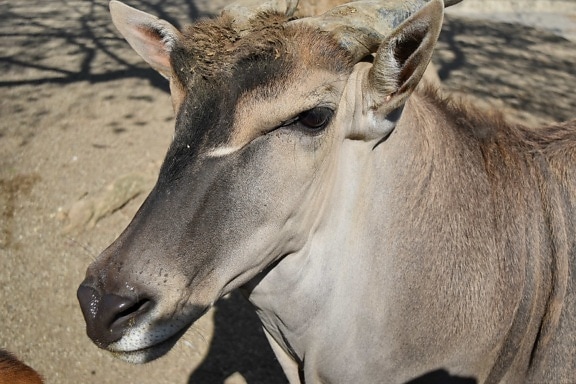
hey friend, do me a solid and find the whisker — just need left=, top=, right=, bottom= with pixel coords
left=174, top=324, right=211, bottom=359
left=186, top=324, right=210, bottom=346
left=63, top=234, right=98, bottom=261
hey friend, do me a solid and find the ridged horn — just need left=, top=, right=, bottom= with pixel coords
left=295, top=0, right=462, bottom=60
left=222, top=0, right=300, bottom=34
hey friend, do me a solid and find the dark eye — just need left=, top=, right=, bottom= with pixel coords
left=296, top=106, right=333, bottom=131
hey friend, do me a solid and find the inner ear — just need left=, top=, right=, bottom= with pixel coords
left=366, top=0, right=444, bottom=110
left=394, top=25, right=429, bottom=87
left=110, top=0, right=180, bottom=79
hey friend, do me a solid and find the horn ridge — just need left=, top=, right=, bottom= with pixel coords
left=222, top=0, right=299, bottom=34
left=295, top=0, right=458, bottom=60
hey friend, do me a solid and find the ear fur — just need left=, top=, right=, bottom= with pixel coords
left=109, top=0, right=181, bottom=79
left=367, top=0, right=444, bottom=114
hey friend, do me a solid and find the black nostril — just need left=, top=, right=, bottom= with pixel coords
left=77, top=284, right=152, bottom=348
left=114, top=297, right=149, bottom=320
left=110, top=296, right=151, bottom=330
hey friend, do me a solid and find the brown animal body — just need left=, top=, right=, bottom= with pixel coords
left=77, top=0, right=576, bottom=382
left=394, top=88, right=576, bottom=382
left=0, top=350, right=43, bottom=384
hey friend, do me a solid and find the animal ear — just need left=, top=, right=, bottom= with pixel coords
left=366, top=0, right=444, bottom=115
left=109, top=0, right=180, bottom=79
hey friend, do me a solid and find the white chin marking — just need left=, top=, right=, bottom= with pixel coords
left=109, top=329, right=182, bottom=364
left=107, top=319, right=188, bottom=363
left=111, top=349, right=153, bottom=364
left=111, top=344, right=170, bottom=364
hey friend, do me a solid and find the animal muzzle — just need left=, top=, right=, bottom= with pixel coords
left=77, top=282, right=154, bottom=349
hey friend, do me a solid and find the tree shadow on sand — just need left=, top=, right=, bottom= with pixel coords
left=3, top=1, right=574, bottom=125
left=434, top=15, right=575, bottom=125
left=3, top=1, right=574, bottom=123
left=0, top=0, right=205, bottom=89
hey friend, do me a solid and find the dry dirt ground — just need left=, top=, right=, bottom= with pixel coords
left=0, top=1, right=575, bottom=383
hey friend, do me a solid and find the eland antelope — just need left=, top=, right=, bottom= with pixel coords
left=77, top=0, right=576, bottom=382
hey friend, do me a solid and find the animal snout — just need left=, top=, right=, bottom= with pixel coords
left=77, top=283, right=153, bottom=348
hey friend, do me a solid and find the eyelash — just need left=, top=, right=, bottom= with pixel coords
left=281, top=106, right=333, bottom=133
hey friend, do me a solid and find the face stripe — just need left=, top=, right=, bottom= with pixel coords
left=161, top=17, right=353, bottom=178
left=203, top=145, right=244, bottom=158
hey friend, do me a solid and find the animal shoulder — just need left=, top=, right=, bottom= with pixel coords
left=419, top=85, right=576, bottom=157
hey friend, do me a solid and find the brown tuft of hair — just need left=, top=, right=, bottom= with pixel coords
left=0, top=349, right=43, bottom=384
left=169, top=12, right=353, bottom=87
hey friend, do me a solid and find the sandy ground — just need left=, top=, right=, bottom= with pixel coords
left=0, top=1, right=574, bottom=383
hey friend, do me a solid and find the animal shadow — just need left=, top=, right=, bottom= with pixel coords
left=188, top=291, right=287, bottom=384
left=406, top=369, right=477, bottom=384
left=186, top=293, right=479, bottom=384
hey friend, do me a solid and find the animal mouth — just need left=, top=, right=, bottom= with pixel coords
left=110, top=324, right=191, bottom=364
left=108, top=304, right=211, bottom=364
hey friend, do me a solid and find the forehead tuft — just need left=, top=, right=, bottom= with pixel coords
left=170, top=12, right=353, bottom=86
